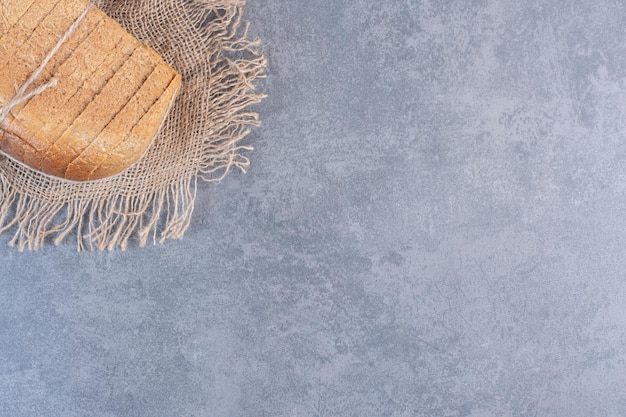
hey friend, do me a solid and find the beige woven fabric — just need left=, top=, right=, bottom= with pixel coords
left=0, top=0, right=265, bottom=251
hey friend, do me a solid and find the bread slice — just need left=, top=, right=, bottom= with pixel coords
left=40, top=45, right=157, bottom=177
left=65, top=63, right=178, bottom=181
left=0, top=0, right=62, bottom=92
left=2, top=4, right=106, bottom=142
left=0, top=0, right=38, bottom=34
left=23, top=26, right=137, bottom=159
left=8, top=7, right=105, bottom=116
left=0, top=0, right=181, bottom=181
left=90, top=73, right=181, bottom=180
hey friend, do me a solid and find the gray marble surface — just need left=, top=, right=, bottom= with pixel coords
left=3, top=0, right=626, bottom=415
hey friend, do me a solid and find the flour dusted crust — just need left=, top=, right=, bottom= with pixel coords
left=0, top=0, right=181, bottom=181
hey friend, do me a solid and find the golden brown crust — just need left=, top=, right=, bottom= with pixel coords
left=0, top=0, right=180, bottom=181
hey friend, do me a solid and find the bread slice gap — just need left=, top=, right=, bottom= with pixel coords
left=34, top=33, right=138, bottom=157
left=9, top=9, right=123, bottom=151
left=89, top=72, right=181, bottom=180
left=9, top=9, right=105, bottom=117
left=1, top=0, right=38, bottom=35
left=0, top=0, right=65, bottom=101
left=9, top=0, right=91, bottom=79
left=5, top=25, right=135, bottom=172
left=65, top=63, right=175, bottom=180
left=0, top=0, right=88, bottom=121
left=40, top=45, right=157, bottom=177
left=2, top=10, right=125, bottom=170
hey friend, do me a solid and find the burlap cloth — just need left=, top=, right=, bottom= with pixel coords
left=0, top=0, right=265, bottom=251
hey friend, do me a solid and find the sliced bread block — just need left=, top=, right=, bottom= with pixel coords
left=0, top=0, right=181, bottom=181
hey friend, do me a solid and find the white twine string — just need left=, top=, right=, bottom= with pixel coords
left=0, top=4, right=93, bottom=124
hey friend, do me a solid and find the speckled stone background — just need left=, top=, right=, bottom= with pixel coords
left=3, top=0, right=626, bottom=415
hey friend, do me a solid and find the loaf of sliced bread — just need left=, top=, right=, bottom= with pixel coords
left=0, top=0, right=181, bottom=181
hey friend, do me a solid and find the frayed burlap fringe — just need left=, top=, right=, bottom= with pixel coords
left=0, top=0, right=265, bottom=251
